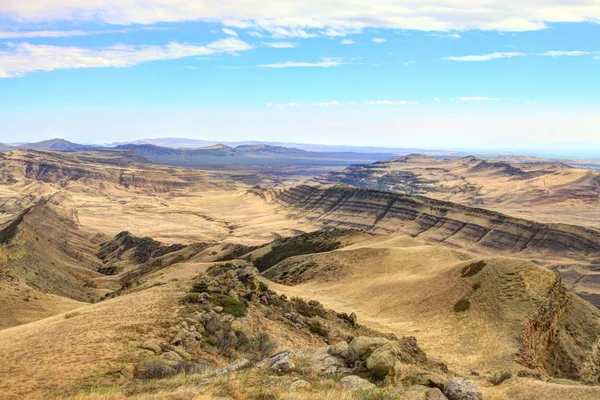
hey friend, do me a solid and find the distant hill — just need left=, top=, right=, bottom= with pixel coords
left=16, top=139, right=97, bottom=152
left=0, top=143, right=15, bottom=152
left=114, top=143, right=396, bottom=166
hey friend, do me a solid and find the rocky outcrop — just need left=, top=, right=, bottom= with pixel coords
left=275, top=185, right=600, bottom=259
left=444, top=378, right=482, bottom=400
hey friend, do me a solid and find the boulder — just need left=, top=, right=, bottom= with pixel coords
left=197, top=358, right=251, bottom=386
left=262, top=351, right=295, bottom=374
left=365, top=343, right=402, bottom=377
left=348, top=336, right=391, bottom=362
left=214, top=306, right=224, bottom=313
left=290, top=379, right=311, bottom=391
left=444, top=378, right=482, bottom=400
left=328, top=341, right=349, bottom=359
left=141, top=339, right=162, bottom=354
left=340, top=375, right=375, bottom=391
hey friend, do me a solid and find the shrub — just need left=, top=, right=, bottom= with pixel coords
left=453, top=298, right=471, bottom=312
left=309, top=320, right=329, bottom=338
left=461, top=261, right=486, bottom=277
left=292, top=297, right=326, bottom=318
left=190, top=281, right=209, bottom=293
left=64, top=311, right=80, bottom=319
left=472, top=282, right=481, bottom=291
left=488, top=371, right=512, bottom=386
left=211, top=294, right=247, bottom=317
left=249, top=332, right=277, bottom=361
left=182, top=293, right=203, bottom=304
left=258, top=281, right=269, bottom=292
left=135, top=362, right=178, bottom=380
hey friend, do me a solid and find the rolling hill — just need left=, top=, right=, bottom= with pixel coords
left=314, top=154, right=600, bottom=227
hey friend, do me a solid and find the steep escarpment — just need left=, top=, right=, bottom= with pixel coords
left=275, top=185, right=600, bottom=259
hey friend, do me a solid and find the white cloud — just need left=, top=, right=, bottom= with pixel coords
left=372, top=38, right=387, bottom=43
left=0, top=38, right=253, bottom=78
left=457, top=97, right=500, bottom=101
left=363, top=100, right=419, bottom=105
left=525, top=100, right=538, bottom=105
left=341, top=39, right=355, bottom=45
left=426, top=32, right=461, bottom=39
left=263, top=42, right=297, bottom=48
left=267, top=102, right=302, bottom=109
left=442, top=52, right=524, bottom=61
left=267, top=27, right=319, bottom=39
left=5, top=1, right=600, bottom=32
left=258, top=57, right=343, bottom=68
left=247, top=31, right=265, bottom=38
left=0, top=29, right=128, bottom=38
left=538, top=50, right=590, bottom=57
left=433, top=97, right=440, bottom=102
left=222, top=28, right=238, bottom=36
left=316, top=100, right=340, bottom=107
left=323, top=28, right=362, bottom=37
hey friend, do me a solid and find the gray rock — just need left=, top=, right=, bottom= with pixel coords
left=365, top=343, right=402, bottom=377
left=340, top=375, right=375, bottom=391
left=348, top=336, right=391, bottom=362
left=269, top=351, right=295, bottom=374
left=328, top=341, right=349, bottom=359
left=197, top=358, right=251, bottom=386
left=444, top=378, right=483, bottom=400
left=161, top=351, right=183, bottom=363
left=290, top=379, right=311, bottom=391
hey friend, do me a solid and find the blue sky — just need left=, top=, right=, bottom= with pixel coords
left=0, top=1, right=599, bottom=156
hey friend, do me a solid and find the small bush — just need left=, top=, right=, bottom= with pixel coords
left=258, top=281, right=269, bottom=292
left=309, top=320, right=329, bottom=338
left=488, top=371, right=512, bottom=386
left=249, top=332, right=277, bottom=361
left=190, top=281, right=209, bottom=293
left=211, top=294, right=247, bottom=317
left=292, top=297, right=326, bottom=318
left=472, top=282, right=481, bottom=291
left=453, top=298, right=471, bottom=312
left=182, top=293, right=203, bottom=304
left=135, top=362, right=177, bottom=380
left=64, top=311, right=80, bottom=319
left=461, top=261, right=486, bottom=277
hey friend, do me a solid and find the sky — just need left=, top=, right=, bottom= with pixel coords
left=0, top=1, right=599, bottom=157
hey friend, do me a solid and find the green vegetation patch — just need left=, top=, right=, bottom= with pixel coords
left=210, top=294, right=247, bottom=317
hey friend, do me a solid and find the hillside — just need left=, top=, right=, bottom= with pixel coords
left=271, top=185, right=600, bottom=308
left=315, top=155, right=600, bottom=227
left=16, top=139, right=98, bottom=152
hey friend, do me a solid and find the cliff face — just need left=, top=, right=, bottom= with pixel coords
left=275, top=185, right=600, bottom=259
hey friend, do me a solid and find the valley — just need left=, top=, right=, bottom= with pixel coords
left=0, top=148, right=599, bottom=399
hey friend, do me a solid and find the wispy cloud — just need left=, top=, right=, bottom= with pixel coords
left=433, top=97, right=440, bottom=102
left=341, top=39, right=355, bottom=45
left=363, top=100, right=418, bottom=105
left=372, top=38, right=387, bottom=43
left=426, top=32, right=461, bottom=39
left=222, top=28, right=238, bottom=36
left=268, top=27, right=319, bottom=39
left=258, top=57, right=343, bottom=68
left=0, top=29, right=128, bottom=39
left=525, top=100, right=538, bottom=105
left=6, top=1, right=598, bottom=32
left=538, top=50, right=590, bottom=57
left=0, top=38, right=253, bottom=78
left=457, top=97, right=500, bottom=101
left=266, top=102, right=302, bottom=109
left=316, top=100, right=341, bottom=107
left=442, top=52, right=524, bottom=61
left=263, top=42, right=297, bottom=48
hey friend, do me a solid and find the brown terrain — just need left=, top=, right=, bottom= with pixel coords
left=1, top=149, right=600, bottom=399
left=314, top=154, right=600, bottom=228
